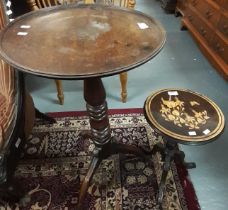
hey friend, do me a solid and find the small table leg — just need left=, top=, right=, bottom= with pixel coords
left=154, top=141, right=196, bottom=206
left=157, top=150, right=173, bottom=204
left=77, top=78, right=151, bottom=209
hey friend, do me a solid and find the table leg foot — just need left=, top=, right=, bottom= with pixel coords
left=176, top=150, right=196, bottom=169
left=77, top=155, right=101, bottom=210
left=35, top=108, right=56, bottom=124
left=183, top=161, right=196, bottom=169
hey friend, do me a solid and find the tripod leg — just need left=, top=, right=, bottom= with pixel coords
left=157, top=169, right=168, bottom=205
left=35, top=109, right=56, bottom=123
left=157, top=150, right=174, bottom=206
left=111, top=142, right=151, bottom=162
left=176, top=150, right=196, bottom=169
left=151, top=143, right=166, bottom=161
left=77, top=155, right=101, bottom=210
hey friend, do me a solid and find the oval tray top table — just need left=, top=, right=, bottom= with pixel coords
left=144, top=88, right=225, bottom=204
left=144, top=88, right=225, bottom=145
left=0, top=4, right=166, bottom=209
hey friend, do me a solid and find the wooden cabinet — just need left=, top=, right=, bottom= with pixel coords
left=181, top=0, right=228, bottom=80
left=176, top=0, right=188, bottom=16
left=160, top=0, right=177, bottom=13
left=218, top=14, right=228, bottom=38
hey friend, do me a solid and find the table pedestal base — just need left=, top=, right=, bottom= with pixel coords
left=153, top=141, right=196, bottom=206
left=77, top=77, right=152, bottom=209
left=77, top=137, right=151, bottom=209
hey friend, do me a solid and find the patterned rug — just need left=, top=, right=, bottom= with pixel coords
left=1, top=109, right=200, bottom=210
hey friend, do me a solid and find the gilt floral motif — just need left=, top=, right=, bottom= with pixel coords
left=160, top=97, right=210, bottom=129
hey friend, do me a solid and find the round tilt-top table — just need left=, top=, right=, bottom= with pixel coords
left=0, top=4, right=166, bottom=208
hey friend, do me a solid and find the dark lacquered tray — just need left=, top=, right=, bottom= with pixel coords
left=0, top=4, right=166, bottom=79
left=145, top=89, right=225, bottom=144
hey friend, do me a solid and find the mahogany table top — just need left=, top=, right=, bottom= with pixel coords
left=0, top=4, right=166, bottom=79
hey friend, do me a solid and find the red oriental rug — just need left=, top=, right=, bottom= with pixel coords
left=1, top=109, right=200, bottom=210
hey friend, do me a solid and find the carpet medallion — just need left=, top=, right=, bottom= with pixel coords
left=1, top=109, right=200, bottom=210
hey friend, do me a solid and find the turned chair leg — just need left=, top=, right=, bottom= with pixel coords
left=55, top=80, right=64, bottom=105
left=119, top=72, right=127, bottom=103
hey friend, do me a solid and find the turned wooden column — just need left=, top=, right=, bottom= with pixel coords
left=84, top=78, right=111, bottom=147
left=77, top=78, right=112, bottom=209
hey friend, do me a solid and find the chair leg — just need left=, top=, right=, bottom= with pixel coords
left=54, top=80, right=64, bottom=105
left=119, top=72, right=127, bottom=103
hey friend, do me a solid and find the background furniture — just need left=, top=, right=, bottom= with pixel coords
left=0, top=0, right=35, bottom=201
left=175, top=0, right=187, bottom=16
left=26, top=0, right=136, bottom=103
left=3, top=0, right=64, bottom=105
left=144, top=88, right=225, bottom=205
left=160, top=0, right=177, bottom=13
left=180, top=0, right=228, bottom=80
left=0, top=1, right=55, bottom=202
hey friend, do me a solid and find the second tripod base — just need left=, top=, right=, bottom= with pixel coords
left=152, top=141, right=196, bottom=205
